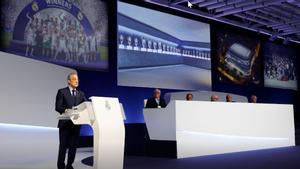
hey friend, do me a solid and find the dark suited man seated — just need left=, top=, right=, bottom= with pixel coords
left=145, top=88, right=167, bottom=108
left=55, top=72, right=87, bottom=169
left=211, top=94, right=219, bottom=102
left=186, top=93, right=193, bottom=101
left=226, top=94, right=233, bottom=102
left=249, top=95, right=258, bottom=103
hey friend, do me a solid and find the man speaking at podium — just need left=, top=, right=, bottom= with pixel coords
left=55, top=72, right=87, bottom=169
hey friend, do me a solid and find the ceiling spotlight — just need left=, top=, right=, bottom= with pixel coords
left=283, top=37, right=290, bottom=45
left=269, top=34, right=278, bottom=41
left=286, top=0, right=295, bottom=3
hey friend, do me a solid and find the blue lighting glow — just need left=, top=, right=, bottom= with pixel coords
left=178, top=130, right=289, bottom=141
left=0, top=123, right=58, bottom=131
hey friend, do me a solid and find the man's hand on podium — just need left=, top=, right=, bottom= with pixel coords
left=58, top=109, right=73, bottom=120
left=64, top=108, right=80, bottom=120
left=64, top=109, right=73, bottom=115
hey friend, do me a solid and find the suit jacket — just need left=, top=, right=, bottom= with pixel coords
left=55, top=87, right=87, bottom=128
left=145, top=97, right=167, bottom=108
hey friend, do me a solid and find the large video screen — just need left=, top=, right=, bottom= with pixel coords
left=216, top=30, right=262, bottom=85
left=0, top=0, right=108, bottom=70
left=117, top=2, right=211, bottom=90
left=264, top=42, right=298, bottom=90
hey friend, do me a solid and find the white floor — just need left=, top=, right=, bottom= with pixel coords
left=0, top=148, right=93, bottom=169
left=0, top=124, right=94, bottom=169
left=118, top=64, right=211, bottom=90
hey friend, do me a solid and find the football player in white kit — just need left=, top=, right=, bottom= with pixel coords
left=25, top=23, right=36, bottom=57
left=73, top=21, right=81, bottom=62
left=77, top=30, right=86, bottom=63
left=25, top=13, right=36, bottom=57
left=72, top=26, right=79, bottom=62
left=73, top=34, right=79, bottom=62
left=84, top=34, right=90, bottom=63
left=59, top=13, right=67, bottom=32
left=51, top=28, right=58, bottom=59
left=54, top=30, right=70, bottom=61
left=89, top=34, right=97, bottom=62
left=67, top=26, right=75, bottom=62
left=42, top=26, right=51, bottom=57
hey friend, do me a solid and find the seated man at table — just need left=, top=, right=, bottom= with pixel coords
left=211, top=94, right=219, bottom=102
left=249, top=95, right=258, bottom=103
left=226, top=94, right=233, bottom=102
left=145, top=88, right=167, bottom=108
left=186, top=93, right=193, bottom=101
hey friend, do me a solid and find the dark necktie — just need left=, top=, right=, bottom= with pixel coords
left=72, top=89, right=76, bottom=106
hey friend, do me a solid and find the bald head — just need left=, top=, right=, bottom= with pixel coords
left=153, top=88, right=161, bottom=99
left=250, top=95, right=257, bottom=103
left=226, top=94, right=233, bottom=102
left=211, top=95, right=219, bottom=102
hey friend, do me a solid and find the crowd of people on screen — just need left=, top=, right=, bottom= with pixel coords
left=25, top=11, right=98, bottom=63
left=265, top=55, right=297, bottom=81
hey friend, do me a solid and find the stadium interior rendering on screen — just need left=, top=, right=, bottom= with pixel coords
left=117, top=2, right=211, bottom=90
left=0, top=0, right=109, bottom=70
left=216, top=29, right=262, bottom=85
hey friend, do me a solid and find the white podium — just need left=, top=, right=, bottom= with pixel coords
left=144, top=100, right=295, bottom=158
left=59, top=97, right=125, bottom=169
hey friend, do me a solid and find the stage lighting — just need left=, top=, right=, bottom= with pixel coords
left=269, top=34, right=278, bottom=41
left=283, top=37, right=290, bottom=45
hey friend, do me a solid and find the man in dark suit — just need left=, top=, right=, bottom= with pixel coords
left=226, top=94, right=233, bottom=102
left=249, top=95, right=257, bottom=103
left=55, top=72, right=87, bottom=169
left=145, top=88, right=167, bottom=108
